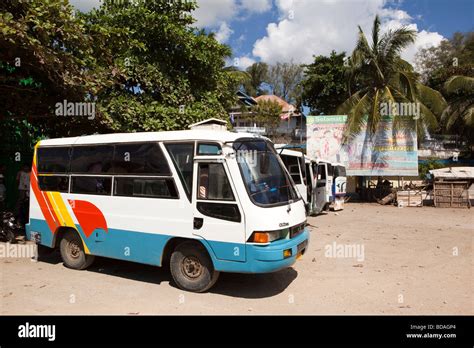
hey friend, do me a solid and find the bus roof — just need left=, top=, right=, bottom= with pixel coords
left=37, top=130, right=268, bottom=147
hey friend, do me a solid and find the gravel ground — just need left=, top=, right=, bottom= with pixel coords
left=0, top=203, right=472, bottom=315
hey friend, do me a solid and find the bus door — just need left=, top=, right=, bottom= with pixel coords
left=305, top=161, right=314, bottom=213
left=314, top=163, right=327, bottom=213
left=192, top=159, right=246, bottom=262
left=281, top=154, right=306, bottom=203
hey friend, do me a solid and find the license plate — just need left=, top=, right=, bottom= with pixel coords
left=297, top=240, right=308, bottom=254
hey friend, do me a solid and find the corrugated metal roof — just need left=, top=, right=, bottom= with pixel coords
left=429, top=167, right=474, bottom=179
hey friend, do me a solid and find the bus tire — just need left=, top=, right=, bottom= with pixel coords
left=59, top=230, right=95, bottom=270
left=170, top=241, right=219, bottom=293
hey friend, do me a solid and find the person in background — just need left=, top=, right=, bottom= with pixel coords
left=15, top=164, right=30, bottom=218
left=0, top=174, right=6, bottom=212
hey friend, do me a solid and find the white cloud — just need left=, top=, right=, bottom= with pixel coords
left=240, top=0, right=272, bottom=14
left=69, top=0, right=102, bottom=12
left=238, top=56, right=256, bottom=69
left=193, top=0, right=238, bottom=27
left=226, top=55, right=256, bottom=70
left=214, top=22, right=234, bottom=43
left=252, top=0, right=444, bottom=65
left=401, top=27, right=444, bottom=65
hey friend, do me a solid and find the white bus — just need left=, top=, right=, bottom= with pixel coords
left=275, top=146, right=320, bottom=216
left=26, top=130, right=309, bottom=292
left=331, top=163, right=347, bottom=211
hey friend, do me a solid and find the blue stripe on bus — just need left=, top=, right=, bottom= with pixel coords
left=26, top=218, right=310, bottom=274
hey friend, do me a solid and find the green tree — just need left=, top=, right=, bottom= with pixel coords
left=244, top=62, right=269, bottom=96
left=416, top=31, right=474, bottom=88
left=267, top=61, right=304, bottom=105
left=1, top=0, right=239, bottom=136
left=415, top=31, right=474, bottom=145
left=302, top=51, right=348, bottom=115
left=251, top=99, right=282, bottom=137
left=441, top=75, right=474, bottom=144
left=83, top=0, right=236, bottom=133
left=338, top=15, right=447, bottom=140
left=0, top=0, right=109, bottom=120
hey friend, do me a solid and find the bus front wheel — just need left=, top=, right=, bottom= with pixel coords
left=170, top=241, right=219, bottom=293
left=60, top=230, right=95, bottom=270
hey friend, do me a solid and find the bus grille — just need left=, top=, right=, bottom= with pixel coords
left=290, top=222, right=305, bottom=239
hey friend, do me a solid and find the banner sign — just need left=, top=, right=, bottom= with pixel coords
left=306, top=115, right=418, bottom=176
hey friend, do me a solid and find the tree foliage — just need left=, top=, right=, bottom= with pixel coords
left=0, top=0, right=239, bottom=136
left=251, top=99, right=282, bottom=136
left=266, top=61, right=304, bottom=106
left=243, top=62, right=269, bottom=96
left=301, top=51, right=348, bottom=115
left=415, top=31, right=474, bottom=145
left=337, top=15, right=447, bottom=141
left=0, top=0, right=108, bottom=119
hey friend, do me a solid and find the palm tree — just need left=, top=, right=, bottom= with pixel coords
left=338, top=15, right=447, bottom=141
left=442, top=75, right=474, bottom=129
left=222, top=66, right=251, bottom=85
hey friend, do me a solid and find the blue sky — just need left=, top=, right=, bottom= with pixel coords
left=72, top=0, right=473, bottom=68
left=222, top=0, right=473, bottom=63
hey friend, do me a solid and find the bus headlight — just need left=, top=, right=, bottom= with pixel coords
left=248, top=229, right=287, bottom=244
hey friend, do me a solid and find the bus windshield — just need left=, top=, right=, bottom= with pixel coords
left=233, top=140, right=299, bottom=206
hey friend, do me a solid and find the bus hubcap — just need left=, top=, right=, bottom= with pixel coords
left=68, top=241, right=81, bottom=259
left=182, top=256, right=203, bottom=279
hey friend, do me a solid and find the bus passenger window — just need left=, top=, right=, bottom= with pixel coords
left=114, top=177, right=178, bottom=199
left=281, top=155, right=302, bottom=184
left=37, top=147, right=70, bottom=173
left=198, top=163, right=234, bottom=201
left=71, top=176, right=112, bottom=195
left=38, top=175, right=69, bottom=192
left=113, top=143, right=170, bottom=175
left=70, top=146, right=114, bottom=174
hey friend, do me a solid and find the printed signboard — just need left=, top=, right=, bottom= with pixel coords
left=306, top=115, right=418, bottom=176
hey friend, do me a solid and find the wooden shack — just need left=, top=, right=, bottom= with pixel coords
left=429, top=167, right=474, bottom=208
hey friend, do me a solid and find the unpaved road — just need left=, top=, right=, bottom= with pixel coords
left=1, top=203, right=472, bottom=314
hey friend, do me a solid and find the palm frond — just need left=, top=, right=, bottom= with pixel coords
left=417, top=84, right=447, bottom=116
left=444, top=75, right=474, bottom=94
left=371, top=15, right=381, bottom=53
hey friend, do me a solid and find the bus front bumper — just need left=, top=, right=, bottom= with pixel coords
left=212, top=228, right=310, bottom=274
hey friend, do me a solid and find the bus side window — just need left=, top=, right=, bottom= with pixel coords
left=165, top=143, right=195, bottom=200
left=198, top=163, right=234, bottom=201
left=113, top=143, right=171, bottom=175
left=196, top=163, right=240, bottom=223
left=38, top=175, right=69, bottom=192
left=281, top=155, right=301, bottom=184
left=70, top=145, right=114, bottom=174
left=37, top=147, right=70, bottom=173
left=317, top=164, right=326, bottom=187
left=71, top=176, right=112, bottom=195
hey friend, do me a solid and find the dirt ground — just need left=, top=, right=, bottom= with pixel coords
left=0, top=203, right=472, bottom=315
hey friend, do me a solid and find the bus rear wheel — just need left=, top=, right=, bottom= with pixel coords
left=170, top=241, right=219, bottom=293
left=60, top=230, right=95, bottom=270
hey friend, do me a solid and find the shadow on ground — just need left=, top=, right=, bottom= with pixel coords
left=37, top=249, right=297, bottom=299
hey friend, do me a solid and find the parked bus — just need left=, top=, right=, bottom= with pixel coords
left=26, top=130, right=309, bottom=292
left=331, top=163, right=347, bottom=211
left=314, top=160, right=333, bottom=214
left=275, top=146, right=320, bottom=216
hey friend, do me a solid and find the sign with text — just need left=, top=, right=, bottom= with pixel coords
left=306, top=115, right=418, bottom=176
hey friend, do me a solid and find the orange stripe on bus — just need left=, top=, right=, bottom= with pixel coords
left=31, top=164, right=58, bottom=233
